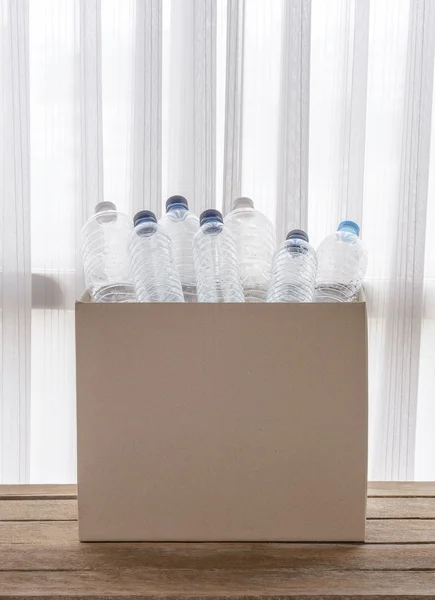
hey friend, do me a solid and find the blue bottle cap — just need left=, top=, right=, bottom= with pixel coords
left=286, top=229, right=309, bottom=243
left=166, top=195, right=188, bottom=211
left=134, top=210, right=157, bottom=227
left=338, top=220, right=360, bottom=236
left=200, top=209, right=223, bottom=226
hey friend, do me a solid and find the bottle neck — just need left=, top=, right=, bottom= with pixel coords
left=167, top=204, right=188, bottom=214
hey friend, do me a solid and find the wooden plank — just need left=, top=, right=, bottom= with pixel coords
left=0, top=521, right=78, bottom=544
left=0, top=484, right=77, bottom=500
left=0, top=499, right=77, bottom=521
left=367, top=497, right=435, bottom=519
left=0, top=496, right=433, bottom=523
left=1, top=542, right=435, bottom=572
left=2, top=518, right=435, bottom=545
left=1, top=482, right=432, bottom=500
left=0, top=497, right=433, bottom=524
left=1, top=568, right=435, bottom=597
left=368, top=482, right=435, bottom=497
left=366, top=519, right=435, bottom=543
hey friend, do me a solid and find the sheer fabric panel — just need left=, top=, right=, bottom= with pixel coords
left=1, top=0, right=435, bottom=482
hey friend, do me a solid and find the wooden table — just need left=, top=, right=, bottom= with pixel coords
left=1, top=483, right=435, bottom=599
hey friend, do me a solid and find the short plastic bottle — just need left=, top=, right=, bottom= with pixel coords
left=315, top=220, right=367, bottom=302
left=129, top=210, right=184, bottom=302
left=267, top=230, right=317, bottom=302
left=224, top=197, right=276, bottom=302
left=193, top=209, right=245, bottom=303
left=159, top=195, right=199, bottom=302
left=80, top=201, right=136, bottom=302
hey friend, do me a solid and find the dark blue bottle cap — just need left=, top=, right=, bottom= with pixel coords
left=166, top=195, right=188, bottom=211
left=338, top=220, right=360, bottom=236
left=286, top=229, right=309, bottom=243
left=200, top=209, right=223, bottom=226
left=134, top=210, right=157, bottom=227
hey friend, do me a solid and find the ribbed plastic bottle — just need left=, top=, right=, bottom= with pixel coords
left=80, top=201, right=136, bottom=302
left=159, top=195, right=199, bottom=302
left=224, top=197, right=276, bottom=302
left=129, top=210, right=184, bottom=302
left=193, top=209, right=245, bottom=303
left=267, top=230, right=317, bottom=302
left=315, top=220, right=367, bottom=302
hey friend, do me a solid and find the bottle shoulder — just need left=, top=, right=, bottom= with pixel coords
left=82, top=211, right=131, bottom=235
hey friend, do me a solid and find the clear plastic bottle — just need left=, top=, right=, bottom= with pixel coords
left=159, top=195, right=199, bottom=302
left=267, top=230, right=317, bottom=302
left=224, top=197, right=276, bottom=302
left=129, top=210, right=184, bottom=302
left=80, top=201, right=136, bottom=302
left=315, top=220, right=367, bottom=302
left=193, top=209, right=244, bottom=303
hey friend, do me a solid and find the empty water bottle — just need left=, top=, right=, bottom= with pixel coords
left=193, top=209, right=244, bottom=303
left=80, top=201, right=136, bottom=302
left=159, top=195, right=199, bottom=302
left=267, top=230, right=316, bottom=302
left=315, top=221, right=367, bottom=302
left=224, top=197, right=276, bottom=302
left=130, top=210, right=184, bottom=302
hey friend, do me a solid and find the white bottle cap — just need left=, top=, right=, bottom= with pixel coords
left=95, top=201, right=116, bottom=213
left=233, top=197, right=254, bottom=210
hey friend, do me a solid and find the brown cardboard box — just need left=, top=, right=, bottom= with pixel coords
left=76, top=301, right=367, bottom=542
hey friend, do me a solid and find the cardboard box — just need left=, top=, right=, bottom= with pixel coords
left=76, top=301, right=368, bottom=542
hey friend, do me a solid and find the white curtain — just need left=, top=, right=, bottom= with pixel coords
left=1, top=0, right=435, bottom=483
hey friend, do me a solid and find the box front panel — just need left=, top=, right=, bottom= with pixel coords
left=76, top=302, right=367, bottom=541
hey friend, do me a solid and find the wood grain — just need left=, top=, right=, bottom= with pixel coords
left=1, top=482, right=432, bottom=500
left=2, top=497, right=433, bottom=523
left=368, top=482, right=435, bottom=497
left=0, top=521, right=78, bottom=544
left=1, top=543, right=435, bottom=572
left=2, top=519, right=435, bottom=545
left=1, top=569, right=435, bottom=597
left=1, top=484, right=435, bottom=598
left=0, top=484, right=76, bottom=500
left=367, top=497, right=435, bottom=519
left=366, top=520, right=435, bottom=543
left=0, top=499, right=77, bottom=521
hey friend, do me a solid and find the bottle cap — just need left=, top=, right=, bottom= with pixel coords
left=338, top=220, right=360, bottom=236
left=233, top=197, right=254, bottom=210
left=95, top=201, right=116, bottom=213
left=166, top=195, right=188, bottom=211
left=134, top=210, right=157, bottom=227
left=286, top=229, right=309, bottom=243
left=200, top=209, right=223, bottom=226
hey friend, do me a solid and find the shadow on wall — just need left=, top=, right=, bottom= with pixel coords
left=32, top=273, right=64, bottom=308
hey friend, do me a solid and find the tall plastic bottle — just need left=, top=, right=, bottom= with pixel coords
left=193, top=209, right=244, bottom=303
left=224, top=197, right=276, bottom=302
left=159, top=195, right=199, bottom=302
left=268, top=230, right=317, bottom=302
left=80, top=201, right=136, bottom=302
left=315, top=220, right=367, bottom=302
left=130, top=210, right=184, bottom=302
